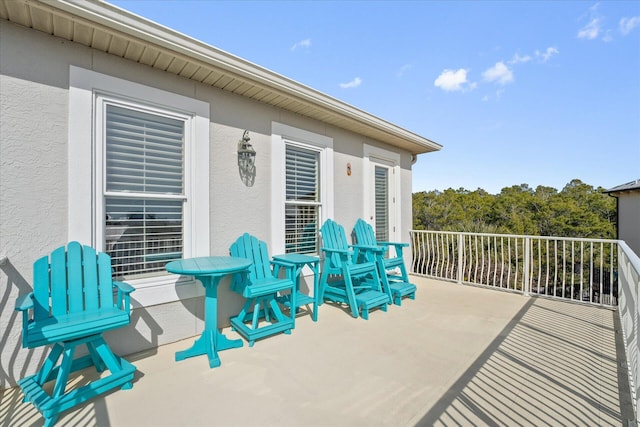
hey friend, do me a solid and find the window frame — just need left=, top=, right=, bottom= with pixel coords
left=69, top=66, right=210, bottom=307
left=100, top=100, right=188, bottom=280
left=271, top=122, right=333, bottom=256
left=284, top=142, right=322, bottom=255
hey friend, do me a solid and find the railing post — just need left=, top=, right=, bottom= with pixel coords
left=457, top=233, right=463, bottom=285
left=523, top=237, right=530, bottom=296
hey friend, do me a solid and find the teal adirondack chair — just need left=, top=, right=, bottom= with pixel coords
left=15, top=242, right=136, bottom=427
left=352, top=218, right=417, bottom=305
left=318, top=219, right=389, bottom=319
left=229, top=234, right=296, bottom=346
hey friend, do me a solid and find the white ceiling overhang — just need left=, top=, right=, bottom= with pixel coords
left=0, top=0, right=442, bottom=155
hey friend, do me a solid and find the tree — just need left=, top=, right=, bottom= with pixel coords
left=413, top=179, right=616, bottom=239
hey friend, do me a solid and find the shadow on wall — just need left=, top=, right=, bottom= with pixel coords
left=0, top=258, right=47, bottom=390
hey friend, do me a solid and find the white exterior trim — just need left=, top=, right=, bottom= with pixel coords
left=68, top=66, right=210, bottom=307
left=363, top=144, right=402, bottom=241
left=271, top=122, right=334, bottom=255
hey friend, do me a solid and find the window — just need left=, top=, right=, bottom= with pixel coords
left=271, top=122, right=333, bottom=256
left=285, top=145, right=320, bottom=254
left=104, top=105, right=185, bottom=279
left=69, top=66, right=209, bottom=306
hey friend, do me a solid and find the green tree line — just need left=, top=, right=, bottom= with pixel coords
left=413, top=179, right=616, bottom=238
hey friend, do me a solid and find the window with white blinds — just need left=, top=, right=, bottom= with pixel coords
left=375, top=166, right=389, bottom=242
left=285, top=145, right=320, bottom=254
left=105, top=105, right=185, bottom=279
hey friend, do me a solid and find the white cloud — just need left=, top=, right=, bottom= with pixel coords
left=482, top=62, right=513, bottom=85
left=602, top=29, right=614, bottom=42
left=396, top=64, right=412, bottom=78
left=339, top=77, right=362, bottom=89
left=290, top=38, right=311, bottom=51
left=434, top=68, right=472, bottom=92
left=536, top=47, right=559, bottom=62
left=508, top=53, right=532, bottom=65
left=578, top=18, right=602, bottom=39
left=620, top=16, right=640, bottom=35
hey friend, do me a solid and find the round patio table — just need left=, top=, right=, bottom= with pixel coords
left=166, top=256, right=252, bottom=368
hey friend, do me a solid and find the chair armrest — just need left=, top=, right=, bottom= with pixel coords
left=114, top=281, right=135, bottom=294
left=322, top=247, right=354, bottom=260
left=271, top=259, right=296, bottom=268
left=15, top=292, right=34, bottom=312
left=113, top=281, right=135, bottom=312
left=378, top=241, right=409, bottom=248
left=15, top=292, right=34, bottom=344
left=377, top=242, right=408, bottom=258
left=322, top=247, right=352, bottom=255
left=322, top=247, right=354, bottom=264
left=271, top=259, right=297, bottom=279
left=351, top=244, right=384, bottom=253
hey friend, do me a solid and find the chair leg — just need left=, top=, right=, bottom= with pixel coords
left=262, top=297, right=272, bottom=323
left=92, top=336, right=133, bottom=389
left=87, top=340, right=106, bottom=372
left=318, top=269, right=330, bottom=305
left=251, top=300, right=261, bottom=329
left=43, top=414, right=59, bottom=427
left=342, top=268, right=360, bottom=319
left=268, top=298, right=291, bottom=335
left=51, top=344, right=76, bottom=399
left=32, top=343, right=64, bottom=392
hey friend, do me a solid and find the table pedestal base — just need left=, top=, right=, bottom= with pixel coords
left=175, top=330, right=243, bottom=368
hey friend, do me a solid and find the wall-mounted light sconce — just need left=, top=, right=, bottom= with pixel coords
left=237, top=130, right=256, bottom=170
left=237, top=130, right=256, bottom=187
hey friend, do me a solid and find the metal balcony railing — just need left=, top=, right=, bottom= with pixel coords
left=410, top=230, right=640, bottom=423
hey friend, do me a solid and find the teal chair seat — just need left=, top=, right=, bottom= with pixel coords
left=19, top=306, right=130, bottom=348
left=15, top=242, right=136, bottom=427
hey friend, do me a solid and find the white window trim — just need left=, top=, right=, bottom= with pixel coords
left=363, top=144, right=401, bottom=241
left=68, top=66, right=210, bottom=307
left=271, top=122, right=333, bottom=256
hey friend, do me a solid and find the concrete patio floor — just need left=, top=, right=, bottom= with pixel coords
left=1, top=277, right=633, bottom=426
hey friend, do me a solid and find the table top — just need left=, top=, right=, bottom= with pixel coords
left=272, top=253, right=319, bottom=264
left=166, top=256, right=252, bottom=276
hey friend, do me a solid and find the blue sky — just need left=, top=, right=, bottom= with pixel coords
left=110, top=0, right=639, bottom=194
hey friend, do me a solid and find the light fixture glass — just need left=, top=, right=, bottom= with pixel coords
left=237, top=130, right=256, bottom=186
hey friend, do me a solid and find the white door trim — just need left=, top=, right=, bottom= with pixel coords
left=363, top=145, right=401, bottom=241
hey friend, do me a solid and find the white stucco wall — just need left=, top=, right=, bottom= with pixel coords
left=0, top=19, right=416, bottom=388
left=618, top=193, right=640, bottom=257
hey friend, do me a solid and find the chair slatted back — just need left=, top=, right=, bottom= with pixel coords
left=32, top=242, right=116, bottom=321
left=320, top=219, right=352, bottom=268
left=230, top=233, right=272, bottom=285
left=353, top=218, right=377, bottom=246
